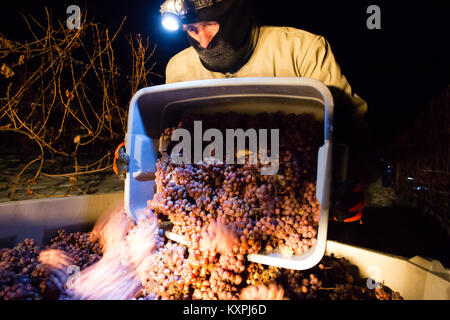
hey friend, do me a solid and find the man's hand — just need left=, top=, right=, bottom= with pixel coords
left=38, top=249, right=76, bottom=299
left=199, top=220, right=240, bottom=255
left=240, top=282, right=287, bottom=300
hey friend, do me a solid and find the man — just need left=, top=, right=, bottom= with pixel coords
left=163, top=0, right=370, bottom=222
left=164, top=0, right=366, bottom=117
left=116, top=0, right=370, bottom=222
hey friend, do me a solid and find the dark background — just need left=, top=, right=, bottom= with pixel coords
left=2, top=0, right=448, bottom=145
left=1, top=1, right=449, bottom=266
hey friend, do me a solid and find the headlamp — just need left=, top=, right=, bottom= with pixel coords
left=161, top=11, right=181, bottom=31
left=160, top=0, right=225, bottom=31
left=160, top=0, right=191, bottom=31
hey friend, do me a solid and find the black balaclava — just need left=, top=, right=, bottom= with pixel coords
left=182, top=0, right=259, bottom=74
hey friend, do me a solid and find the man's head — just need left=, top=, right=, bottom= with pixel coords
left=161, top=0, right=259, bottom=74
left=183, top=20, right=219, bottom=49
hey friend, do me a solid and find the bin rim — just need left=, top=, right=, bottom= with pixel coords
left=125, top=76, right=334, bottom=270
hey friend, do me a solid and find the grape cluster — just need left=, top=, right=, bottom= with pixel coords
left=374, top=286, right=404, bottom=300
left=47, top=230, right=102, bottom=269
left=152, top=112, right=322, bottom=259
left=240, top=282, right=286, bottom=300
left=145, top=112, right=322, bottom=299
left=138, top=241, right=189, bottom=300
left=277, top=255, right=404, bottom=300
left=246, top=263, right=281, bottom=286
left=280, top=269, right=323, bottom=300
left=0, top=239, right=40, bottom=300
left=0, top=231, right=102, bottom=300
left=0, top=232, right=404, bottom=300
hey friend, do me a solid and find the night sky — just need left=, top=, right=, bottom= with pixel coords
left=1, top=0, right=449, bottom=143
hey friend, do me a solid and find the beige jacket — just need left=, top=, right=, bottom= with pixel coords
left=166, top=26, right=367, bottom=116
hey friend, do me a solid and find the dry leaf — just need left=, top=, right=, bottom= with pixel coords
left=0, top=36, right=13, bottom=49
left=66, top=89, right=74, bottom=100
left=17, top=55, right=25, bottom=65
left=1, top=63, right=14, bottom=78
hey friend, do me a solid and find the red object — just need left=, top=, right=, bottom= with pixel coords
left=335, top=208, right=363, bottom=223
left=113, top=142, right=126, bottom=175
left=333, top=183, right=365, bottom=223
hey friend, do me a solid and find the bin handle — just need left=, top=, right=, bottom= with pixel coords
left=113, top=142, right=126, bottom=175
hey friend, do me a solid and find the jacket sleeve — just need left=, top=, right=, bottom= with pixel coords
left=299, top=36, right=368, bottom=117
left=165, top=56, right=177, bottom=84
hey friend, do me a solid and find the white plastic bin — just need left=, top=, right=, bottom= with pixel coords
left=124, top=77, right=334, bottom=270
left=0, top=194, right=448, bottom=299
left=0, top=193, right=123, bottom=247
